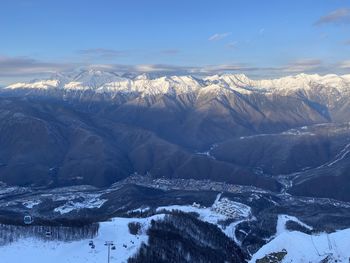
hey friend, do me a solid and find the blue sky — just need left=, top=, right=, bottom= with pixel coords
left=0, top=0, right=350, bottom=84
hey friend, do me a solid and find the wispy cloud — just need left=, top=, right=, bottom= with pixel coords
left=194, top=64, right=259, bottom=74
left=1, top=54, right=350, bottom=86
left=77, top=48, right=127, bottom=59
left=161, top=49, right=180, bottom=55
left=314, top=8, right=350, bottom=26
left=344, top=39, right=350, bottom=45
left=133, top=64, right=188, bottom=73
left=208, top=32, right=231, bottom=41
left=338, top=60, right=350, bottom=69
left=226, top=41, right=238, bottom=49
left=282, top=59, right=323, bottom=73
left=0, top=55, right=73, bottom=77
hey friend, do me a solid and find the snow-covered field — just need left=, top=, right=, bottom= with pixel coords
left=275, top=214, right=313, bottom=236
left=156, top=193, right=253, bottom=242
left=0, top=215, right=163, bottom=263
left=157, top=193, right=251, bottom=224
left=54, top=195, right=107, bottom=214
left=250, top=214, right=350, bottom=263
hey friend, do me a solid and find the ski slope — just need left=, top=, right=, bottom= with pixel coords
left=0, top=215, right=163, bottom=263
left=250, top=215, right=350, bottom=263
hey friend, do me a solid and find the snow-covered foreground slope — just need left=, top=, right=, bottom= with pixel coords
left=0, top=215, right=163, bottom=263
left=2, top=193, right=350, bottom=263
left=0, top=194, right=252, bottom=263
left=250, top=215, right=350, bottom=263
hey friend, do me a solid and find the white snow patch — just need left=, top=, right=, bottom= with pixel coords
left=247, top=214, right=350, bottom=263
left=22, top=200, right=41, bottom=209
left=157, top=193, right=251, bottom=224
left=127, top=207, right=150, bottom=214
left=0, top=215, right=164, bottom=263
left=54, top=196, right=107, bottom=214
left=250, top=228, right=350, bottom=263
left=276, top=214, right=312, bottom=236
left=156, top=193, right=252, bottom=240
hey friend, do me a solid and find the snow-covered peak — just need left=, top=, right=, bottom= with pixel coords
left=134, top=73, right=151, bottom=81
left=130, top=75, right=202, bottom=96
left=254, top=73, right=350, bottom=95
left=68, top=69, right=124, bottom=89
left=4, top=71, right=350, bottom=98
left=6, top=79, right=62, bottom=90
left=204, top=73, right=250, bottom=84
left=204, top=74, right=262, bottom=94
left=204, top=73, right=349, bottom=93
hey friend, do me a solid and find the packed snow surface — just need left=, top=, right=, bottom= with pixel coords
left=276, top=214, right=313, bottom=236
left=157, top=193, right=251, bottom=225
left=250, top=214, right=350, bottom=263
left=22, top=200, right=41, bottom=209
left=0, top=215, right=163, bottom=263
left=54, top=197, right=107, bottom=214
left=156, top=193, right=253, bottom=242
left=250, top=229, right=350, bottom=263
left=0, top=193, right=252, bottom=263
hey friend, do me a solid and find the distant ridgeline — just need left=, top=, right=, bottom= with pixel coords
left=0, top=70, right=350, bottom=201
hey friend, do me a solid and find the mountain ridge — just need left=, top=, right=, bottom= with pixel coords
left=0, top=70, right=350, bottom=201
left=4, top=70, right=350, bottom=96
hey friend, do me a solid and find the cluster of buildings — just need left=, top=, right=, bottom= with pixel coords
left=118, top=174, right=264, bottom=195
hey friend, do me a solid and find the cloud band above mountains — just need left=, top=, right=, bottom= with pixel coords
left=0, top=56, right=75, bottom=77
left=0, top=54, right=349, bottom=85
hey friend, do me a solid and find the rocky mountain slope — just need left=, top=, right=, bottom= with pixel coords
left=1, top=70, right=349, bottom=200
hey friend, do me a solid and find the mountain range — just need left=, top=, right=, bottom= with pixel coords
left=1, top=69, right=350, bottom=201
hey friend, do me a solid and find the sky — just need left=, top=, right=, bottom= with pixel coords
left=0, top=0, right=350, bottom=85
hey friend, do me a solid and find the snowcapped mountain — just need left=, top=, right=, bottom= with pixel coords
left=3, top=71, right=350, bottom=125
left=5, top=70, right=350, bottom=98
left=1, top=69, right=350, bottom=197
left=2, top=70, right=350, bottom=263
left=4, top=69, right=204, bottom=96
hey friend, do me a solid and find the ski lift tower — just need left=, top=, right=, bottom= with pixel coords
left=104, top=241, right=115, bottom=263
